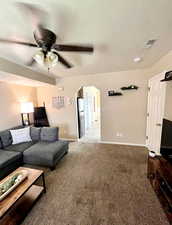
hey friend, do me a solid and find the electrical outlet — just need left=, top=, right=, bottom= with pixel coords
left=116, top=132, right=120, bottom=137
left=116, top=132, right=123, bottom=137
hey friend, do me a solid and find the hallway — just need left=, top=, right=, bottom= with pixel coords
left=80, top=120, right=100, bottom=142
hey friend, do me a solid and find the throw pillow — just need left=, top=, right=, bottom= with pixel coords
left=40, top=127, right=59, bottom=142
left=0, top=130, right=12, bottom=148
left=30, top=127, right=41, bottom=141
left=10, top=127, right=32, bottom=145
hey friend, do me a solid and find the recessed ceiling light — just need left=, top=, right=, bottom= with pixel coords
left=133, top=57, right=142, bottom=63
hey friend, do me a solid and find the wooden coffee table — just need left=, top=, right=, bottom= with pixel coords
left=0, top=167, right=46, bottom=225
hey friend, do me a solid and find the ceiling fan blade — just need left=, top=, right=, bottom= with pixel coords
left=53, top=44, right=94, bottom=53
left=53, top=52, right=73, bottom=68
left=33, top=25, right=45, bottom=45
left=0, top=38, right=37, bottom=47
left=16, top=3, right=48, bottom=38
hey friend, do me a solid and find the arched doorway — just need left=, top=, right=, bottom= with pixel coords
left=77, top=86, right=101, bottom=142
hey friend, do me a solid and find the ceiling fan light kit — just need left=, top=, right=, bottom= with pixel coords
left=33, top=50, right=59, bottom=68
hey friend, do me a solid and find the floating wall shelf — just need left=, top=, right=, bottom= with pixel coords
left=121, top=85, right=138, bottom=90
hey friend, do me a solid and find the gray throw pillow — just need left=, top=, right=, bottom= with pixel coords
left=0, top=130, right=12, bottom=147
left=30, top=127, right=41, bottom=141
left=40, top=127, right=59, bottom=142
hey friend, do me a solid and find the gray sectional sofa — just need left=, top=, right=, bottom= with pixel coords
left=0, top=126, right=69, bottom=180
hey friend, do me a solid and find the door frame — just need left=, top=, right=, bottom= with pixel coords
left=76, top=86, right=101, bottom=141
left=146, top=71, right=167, bottom=154
left=76, top=97, right=83, bottom=139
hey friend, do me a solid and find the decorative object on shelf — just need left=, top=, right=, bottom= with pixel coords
left=149, top=151, right=156, bottom=158
left=108, top=90, right=123, bottom=96
left=161, top=71, right=172, bottom=82
left=21, top=102, right=34, bottom=126
left=121, top=85, right=138, bottom=90
left=0, top=170, right=28, bottom=201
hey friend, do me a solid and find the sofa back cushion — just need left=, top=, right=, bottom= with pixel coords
left=0, top=137, right=3, bottom=149
left=40, top=127, right=59, bottom=142
left=0, top=126, right=24, bottom=148
left=30, top=127, right=41, bottom=141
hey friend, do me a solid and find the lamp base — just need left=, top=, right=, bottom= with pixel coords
left=21, top=113, right=30, bottom=126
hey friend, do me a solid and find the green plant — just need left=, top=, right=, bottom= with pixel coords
left=0, top=173, right=21, bottom=196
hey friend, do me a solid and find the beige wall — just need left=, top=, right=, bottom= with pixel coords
left=149, top=50, right=172, bottom=76
left=37, top=69, right=151, bottom=145
left=149, top=50, right=172, bottom=121
left=0, top=82, right=37, bottom=131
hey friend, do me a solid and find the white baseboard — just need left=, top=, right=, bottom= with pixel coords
left=99, top=141, right=146, bottom=147
left=60, top=138, right=146, bottom=147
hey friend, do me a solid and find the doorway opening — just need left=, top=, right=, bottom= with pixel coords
left=77, top=86, right=101, bottom=142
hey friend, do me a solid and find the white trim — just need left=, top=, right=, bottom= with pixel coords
left=60, top=138, right=77, bottom=141
left=99, top=141, right=146, bottom=147
left=146, top=71, right=167, bottom=154
left=60, top=138, right=146, bottom=147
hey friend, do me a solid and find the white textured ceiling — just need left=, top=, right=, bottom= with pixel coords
left=0, top=0, right=172, bottom=78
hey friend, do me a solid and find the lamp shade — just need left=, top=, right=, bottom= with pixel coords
left=21, top=102, right=34, bottom=113
left=33, top=50, right=44, bottom=66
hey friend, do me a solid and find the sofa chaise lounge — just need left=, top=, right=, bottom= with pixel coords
left=0, top=126, right=68, bottom=180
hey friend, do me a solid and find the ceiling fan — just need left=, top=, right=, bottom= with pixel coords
left=0, top=3, right=94, bottom=70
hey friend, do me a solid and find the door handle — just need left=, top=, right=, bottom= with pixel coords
left=156, top=123, right=162, bottom=127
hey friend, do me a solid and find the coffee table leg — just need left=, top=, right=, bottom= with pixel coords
left=42, top=173, right=46, bottom=193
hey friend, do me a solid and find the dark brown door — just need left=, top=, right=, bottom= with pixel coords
left=77, top=97, right=85, bottom=138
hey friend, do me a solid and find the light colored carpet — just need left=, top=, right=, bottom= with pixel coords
left=22, top=142, right=169, bottom=225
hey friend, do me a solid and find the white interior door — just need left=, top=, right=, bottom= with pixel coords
left=146, top=72, right=166, bottom=155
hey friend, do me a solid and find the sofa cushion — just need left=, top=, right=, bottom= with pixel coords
left=30, top=127, right=41, bottom=141
left=40, top=127, right=59, bottom=142
left=23, top=140, right=68, bottom=167
left=4, top=141, right=36, bottom=153
left=0, top=150, right=22, bottom=169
